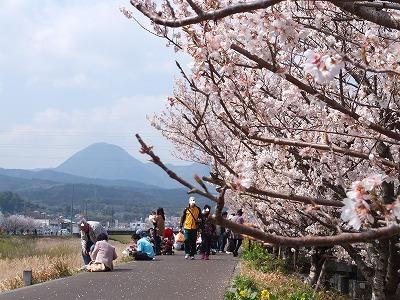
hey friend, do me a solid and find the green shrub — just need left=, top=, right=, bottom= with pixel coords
left=224, top=275, right=260, bottom=300
left=241, top=242, right=284, bottom=273
left=287, top=291, right=316, bottom=300
left=224, top=275, right=317, bottom=300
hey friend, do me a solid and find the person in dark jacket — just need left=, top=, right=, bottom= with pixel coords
left=216, top=211, right=228, bottom=252
left=200, top=205, right=216, bottom=260
left=230, top=209, right=245, bottom=257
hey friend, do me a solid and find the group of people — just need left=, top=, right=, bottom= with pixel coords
left=78, top=197, right=245, bottom=271
left=180, top=196, right=244, bottom=260
left=80, top=220, right=117, bottom=271
left=79, top=219, right=158, bottom=271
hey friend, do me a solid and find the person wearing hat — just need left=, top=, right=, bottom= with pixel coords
left=79, top=219, right=108, bottom=265
left=230, top=209, right=245, bottom=257
left=200, top=205, right=216, bottom=260
left=180, top=196, right=201, bottom=259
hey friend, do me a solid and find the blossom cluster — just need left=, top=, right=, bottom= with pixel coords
left=341, top=174, right=400, bottom=230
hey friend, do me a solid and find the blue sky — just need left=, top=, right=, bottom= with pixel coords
left=0, top=0, right=186, bottom=168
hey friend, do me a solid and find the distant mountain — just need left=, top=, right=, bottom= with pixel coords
left=55, top=143, right=210, bottom=189
left=0, top=143, right=213, bottom=220
left=0, top=168, right=158, bottom=190
left=0, top=173, right=58, bottom=191
left=0, top=191, right=41, bottom=214
left=0, top=174, right=209, bottom=220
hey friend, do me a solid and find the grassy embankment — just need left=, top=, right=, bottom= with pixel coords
left=225, top=241, right=348, bottom=300
left=0, top=234, right=129, bottom=292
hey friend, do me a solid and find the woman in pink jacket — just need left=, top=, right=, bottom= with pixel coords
left=90, top=233, right=118, bottom=271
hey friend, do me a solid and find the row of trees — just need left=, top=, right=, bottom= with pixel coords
left=124, top=0, right=399, bottom=298
left=0, top=211, right=42, bottom=234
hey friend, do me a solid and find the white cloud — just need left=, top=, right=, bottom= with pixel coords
left=0, top=95, right=179, bottom=169
left=0, top=0, right=188, bottom=169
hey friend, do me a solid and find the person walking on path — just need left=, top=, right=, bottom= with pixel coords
left=131, top=232, right=155, bottom=261
left=200, top=205, right=216, bottom=260
left=90, top=233, right=118, bottom=271
left=153, top=207, right=165, bottom=255
left=216, top=211, right=228, bottom=253
left=231, top=209, right=245, bottom=257
left=180, top=196, right=201, bottom=260
left=79, top=219, right=108, bottom=265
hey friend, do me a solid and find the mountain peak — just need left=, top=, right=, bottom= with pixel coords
left=55, top=143, right=145, bottom=180
left=54, top=142, right=209, bottom=188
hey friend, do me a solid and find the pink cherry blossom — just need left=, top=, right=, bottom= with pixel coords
left=303, top=50, right=344, bottom=84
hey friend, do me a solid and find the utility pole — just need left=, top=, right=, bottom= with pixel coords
left=70, top=184, right=74, bottom=234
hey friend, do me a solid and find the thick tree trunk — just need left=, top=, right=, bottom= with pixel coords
left=315, top=258, right=327, bottom=291
left=308, top=248, right=326, bottom=286
left=308, top=249, right=319, bottom=285
left=272, top=246, right=278, bottom=257
left=342, top=244, right=373, bottom=285
left=372, top=240, right=389, bottom=300
left=293, top=248, right=298, bottom=270
left=385, top=237, right=400, bottom=299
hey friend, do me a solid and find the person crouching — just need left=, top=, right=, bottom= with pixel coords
left=130, top=231, right=155, bottom=261
left=89, top=233, right=117, bottom=271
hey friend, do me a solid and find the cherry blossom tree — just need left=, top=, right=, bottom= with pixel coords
left=123, top=0, right=400, bottom=298
left=2, top=215, right=40, bottom=235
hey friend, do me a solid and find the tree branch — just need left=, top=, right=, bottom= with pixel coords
left=333, top=0, right=400, bottom=30
left=202, top=176, right=344, bottom=207
left=136, top=134, right=218, bottom=202
left=230, top=43, right=400, bottom=142
left=249, top=134, right=398, bottom=169
left=211, top=216, right=400, bottom=247
left=130, top=0, right=282, bottom=27
left=136, top=133, right=400, bottom=247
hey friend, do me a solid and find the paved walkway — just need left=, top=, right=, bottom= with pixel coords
left=0, top=252, right=238, bottom=300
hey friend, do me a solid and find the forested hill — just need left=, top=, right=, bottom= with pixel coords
left=0, top=191, right=40, bottom=214
left=0, top=175, right=209, bottom=221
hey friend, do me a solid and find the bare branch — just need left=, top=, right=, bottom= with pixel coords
left=185, top=0, right=204, bottom=16
left=203, top=176, right=344, bottom=207
left=354, top=1, right=400, bottom=10
left=210, top=216, right=400, bottom=247
left=130, top=0, right=283, bottom=27
left=333, top=0, right=400, bottom=30
left=136, top=134, right=219, bottom=202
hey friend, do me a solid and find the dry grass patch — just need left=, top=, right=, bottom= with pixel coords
left=0, top=236, right=128, bottom=292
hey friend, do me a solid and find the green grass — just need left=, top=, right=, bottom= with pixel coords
left=0, top=236, right=77, bottom=260
left=109, top=235, right=132, bottom=244
left=0, top=237, right=36, bottom=259
left=226, top=240, right=348, bottom=300
left=241, top=241, right=284, bottom=273
left=225, top=273, right=319, bottom=300
left=225, top=275, right=261, bottom=300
